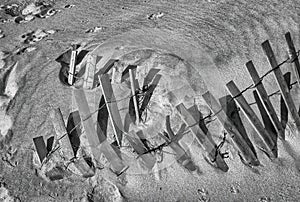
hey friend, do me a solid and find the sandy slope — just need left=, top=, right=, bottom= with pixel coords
left=1, top=0, right=300, bottom=201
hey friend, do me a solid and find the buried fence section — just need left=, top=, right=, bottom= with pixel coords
left=176, top=103, right=229, bottom=172
left=49, top=108, right=94, bottom=177
left=202, top=91, right=260, bottom=166
left=73, top=88, right=128, bottom=175
left=226, top=80, right=277, bottom=159
left=126, top=131, right=156, bottom=170
left=285, top=32, right=300, bottom=87
left=262, top=40, right=300, bottom=132
left=245, top=61, right=285, bottom=140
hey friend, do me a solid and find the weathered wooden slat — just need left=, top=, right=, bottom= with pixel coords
left=202, top=91, right=260, bottom=166
left=94, top=58, right=118, bottom=87
left=253, top=90, right=278, bottom=158
left=68, top=50, right=77, bottom=85
left=129, top=69, right=140, bottom=124
left=281, top=72, right=291, bottom=134
left=50, top=108, right=74, bottom=160
left=226, top=80, right=276, bottom=158
left=50, top=108, right=94, bottom=176
left=127, top=131, right=156, bottom=170
left=33, top=136, right=48, bottom=163
left=99, top=74, right=124, bottom=146
left=285, top=32, right=300, bottom=87
left=74, top=88, right=127, bottom=174
left=176, top=103, right=229, bottom=172
left=245, top=61, right=285, bottom=139
left=83, top=54, right=99, bottom=89
left=262, top=40, right=300, bottom=132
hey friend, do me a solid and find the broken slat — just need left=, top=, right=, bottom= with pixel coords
left=99, top=74, right=124, bottom=146
left=50, top=108, right=75, bottom=160
left=262, top=40, right=300, bottom=132
left=33, top=136, right=48, bottom=163
left=202, top=91, right=259, bottom=166
left=246, top=61, right=285, bottom=139
left=74, top=88, right=127, bottom=175
left=46, top=136, right=54, bottom=153
left=127, top=131, right=156, bottom=170
left=176, top=103, right=229, bottom=172
left=68, top=49, right=77, bottom=85
left=83, top=54, right=100, bottom=89
left=129, top=68, right=140, bottom=124
left=226, top=80, right=276, bottom=158
left=285, top=32, right=300, bottom=87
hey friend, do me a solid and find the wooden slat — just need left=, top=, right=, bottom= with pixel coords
left=73, top=88, right=127, bottom=175
left=176, top=103, right=229, bottom=172
left=50, top=108, right=74, bottom=160
left=129, top=69, right=140, bottom=124
left=202, top=91, right=259, bottom=166
left=83, top=54, right=97, bottom=89
left=262, top=40, right=300, bottom=132
left=33, top=136, right=48, bottom=163
left=50, top=108, right=94, bottom=177
left=226, top=80, right=276, bottom=158
left=285, top=32, right=300, bottom=87
left=127, top=131, right=156, bottom=170
left=68, top=50, right=77, bottom=85
left=99, top=74, right=124, bottom=146
left=245, top=61, right=285, bottom=139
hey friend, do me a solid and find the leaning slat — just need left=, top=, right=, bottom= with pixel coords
left=202, top=91, right=259, bottom=166
left=129, top=68, right=140, bottom=124
left=49, top=108, right=74, bottom=160
left=33, top=136, right=48, bottom=163
left=99, top=74, right=124, bottom=146
left=245, top=61, right=285, bottom=139
left=226, top=80, right=276, bottom=158
left=83, top=54, right=98, bottom=89
left=262, top=40, right=300, bottom=132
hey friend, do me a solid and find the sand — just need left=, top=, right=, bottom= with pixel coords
left=1, top=0, right=300, bottom=201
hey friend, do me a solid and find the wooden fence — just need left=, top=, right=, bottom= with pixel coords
left=33, top=31, right=300, bottom=179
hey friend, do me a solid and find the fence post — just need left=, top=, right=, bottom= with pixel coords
left=99, top=74, right=124, bottom=146
left=202, top=91, right=259, bottom=166
left=245, top=61, right=285, bottom=139
left=285, top=32, right=300, bottom=87
left=68, top=46, right=77, bottom=85
left=262, top=40, right=300, bottom=132
left=129, top=68, right=140, bottom=124
left=226, top=80, right=276, bottom=159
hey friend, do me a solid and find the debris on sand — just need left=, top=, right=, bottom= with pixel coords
left=64, top=4, right=75, bottom=9
left=147, top=12, right=164, bottom=20
left=85, top=26, right=103, bottom=33
left=197, top=188, right=210, bottom=202
left=2, top=2, right=59, bottom=24
left=0, top=184, right=14, bottom=201
left=19, top=29, right=56, bottom=44
left=0, top=30, right=4, bottom=39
